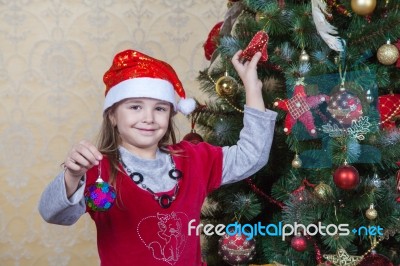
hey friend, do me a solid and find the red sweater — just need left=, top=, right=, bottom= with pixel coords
left=85, top=141, right=223, bottom=266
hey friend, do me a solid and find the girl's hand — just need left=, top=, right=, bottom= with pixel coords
left=64, top=140, right=103, bottom=180
left=231, top=50, right=263, bottom=93
left=231, top=50, right=265, bottom=111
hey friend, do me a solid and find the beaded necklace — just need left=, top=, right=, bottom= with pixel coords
left=119, top=153, right=182, bottom=208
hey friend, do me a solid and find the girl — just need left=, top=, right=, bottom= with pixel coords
left=39, top=49, right=276, bottom=266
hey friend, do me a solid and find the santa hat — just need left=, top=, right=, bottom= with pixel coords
left=103, top=49, right=196, bottom=115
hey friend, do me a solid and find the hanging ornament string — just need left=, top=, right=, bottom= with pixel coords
left=189, top=104, right=206, bottom=131
left=183, top=104, right=206, bottom=144
left=338, top=45, right=348, bottom=89
left=191, top=110, right=200, bottom=130
left=246, top=178, right=285, bottom=209
left=85, top=159, right=117, bottom=212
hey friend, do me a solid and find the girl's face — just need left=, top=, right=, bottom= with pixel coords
left=109, top=97, right=172, bottom=157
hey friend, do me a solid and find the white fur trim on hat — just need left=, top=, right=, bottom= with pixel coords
left=103, top=77, right=177, bottom=111
left=177, top=98, right=196, bottom=115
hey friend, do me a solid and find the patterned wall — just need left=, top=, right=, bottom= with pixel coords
left=0, top=1, right=225, bottom=265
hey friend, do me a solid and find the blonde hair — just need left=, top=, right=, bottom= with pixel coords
left=95, top=102, right=177, bottom=186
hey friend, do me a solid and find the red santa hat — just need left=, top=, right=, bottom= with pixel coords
left=103, top=49, right=196, bottom=115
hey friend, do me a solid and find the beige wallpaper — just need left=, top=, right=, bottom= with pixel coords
left=0, top=1, right=225, bottom=265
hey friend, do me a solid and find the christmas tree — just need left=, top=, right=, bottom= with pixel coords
left=192, top=0, right=400, bottom=265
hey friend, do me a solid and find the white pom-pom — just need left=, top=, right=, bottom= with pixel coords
left=177, top=98, right=196, bottom=115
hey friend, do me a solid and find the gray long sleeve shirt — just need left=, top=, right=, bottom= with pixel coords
left=38, top=106, right=277, bottom=224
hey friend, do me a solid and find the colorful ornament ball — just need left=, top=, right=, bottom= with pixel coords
left=218, top=232, right=256, bottom=265
left=85, top=182, right=116, bottom=211
left=327, top=90, right=363, bottom=128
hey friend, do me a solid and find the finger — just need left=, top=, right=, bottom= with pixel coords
left=75, top=146, right=100, bottom=167
left=70, top=150, right=94, bottom=169
left=64, top=157, right=83, bottom=172
left=248, top=52, right=262, bottom=69
left=231, top=50, right=243, bottom=68
left=79, top=140, right=103, bottom=160
left=232, top=49, right=242, bottom=61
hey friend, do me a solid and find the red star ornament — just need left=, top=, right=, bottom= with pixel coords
left=274, top=81, right=329, bottom=136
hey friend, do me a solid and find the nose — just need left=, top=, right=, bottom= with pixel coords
left=142, top=108, right=154, bottom=124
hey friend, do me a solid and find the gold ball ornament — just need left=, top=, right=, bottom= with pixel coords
left=314, top=183, right=333, bottom=201
left=299, top=50, right=310, bottom=63
left=215, top=72, right=239, bottom=98
left=351, top=0, right=376, bottom=15
left=377, top=43, right=399, bottom=65
left=365, top=204, right=378, bottom=220
left=291, top=154, right=302, bottom=168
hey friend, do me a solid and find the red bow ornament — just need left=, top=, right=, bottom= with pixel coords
left=241, top=31, right=269, bottom=62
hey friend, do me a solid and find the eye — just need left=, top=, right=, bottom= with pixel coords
left=155, top=106, right=168, bottom=112
left=129, top=105, right=141, bottom=110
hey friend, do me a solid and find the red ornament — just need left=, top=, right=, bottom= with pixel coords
left=378, top=94, right=400, bottom=130
left=183, top=106, right=205, bottom=144
left=203, top=21, right=223, bottom=61
left=327, top=89, right=363, bottom=128
left=291, top=236, right=308, bottom=252
left=274, top=81, right=329, bottom=135
left=218, top=232, right=256, bottom=265
left=358, top=251, right=394, bottom=266
left=183, top=131, right=204, bottom=144
left=333, top=164, right=360, bottom=190
left=241, top=31, right=269, bottom=62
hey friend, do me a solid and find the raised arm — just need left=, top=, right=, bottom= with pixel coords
left=221, top=50, right=277, bottom=185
